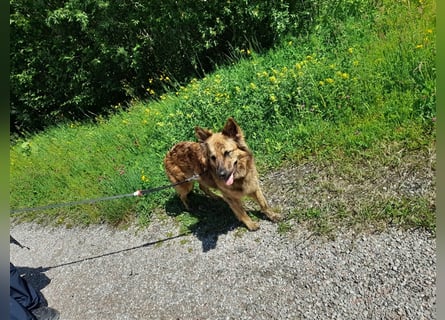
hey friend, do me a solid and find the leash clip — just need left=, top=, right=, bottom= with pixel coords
left=187, top=174, right=200, bottom=182
left=133, top=190, right=143, bottom=197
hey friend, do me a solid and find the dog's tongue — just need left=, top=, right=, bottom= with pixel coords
left=225, top=172, right=234, bottom=186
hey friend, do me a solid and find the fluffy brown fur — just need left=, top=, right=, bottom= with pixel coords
left=163, top=117, right=281, bottom=231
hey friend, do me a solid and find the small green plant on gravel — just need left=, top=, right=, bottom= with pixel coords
left=277, top=221, right=293, bottom=235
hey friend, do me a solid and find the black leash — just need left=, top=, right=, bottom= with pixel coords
left=10, top=174, right=200, bottom=214
left=10, top=235, right=30, bottom=250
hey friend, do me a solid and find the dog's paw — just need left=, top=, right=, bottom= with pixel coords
left=263, top=210, right=282, bottom=223
left=270, top=212, right=283, bottom=222
left=246, top=221, right=260, bottom=231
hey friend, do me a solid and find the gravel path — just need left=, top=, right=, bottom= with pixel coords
left=10, top=219, right=435, bottom=320
left=10, top=156, right=436, bottom=319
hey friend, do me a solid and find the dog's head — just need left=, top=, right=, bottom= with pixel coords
left=195, top=118, right=252, bottom=186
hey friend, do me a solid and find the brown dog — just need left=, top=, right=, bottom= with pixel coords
left=163, top=117, right=281, bottom=231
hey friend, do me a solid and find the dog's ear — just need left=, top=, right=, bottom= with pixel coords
left=195, top=126, right=213, bottom=142
left=222, top=117, right=250, bottom=150
left=222, top=117, right=244, bottom=141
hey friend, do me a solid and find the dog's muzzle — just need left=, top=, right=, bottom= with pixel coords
left=217, top=168, right=235, bottom=186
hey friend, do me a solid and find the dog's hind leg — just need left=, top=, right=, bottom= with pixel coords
left=250, top=188, right=282, bottom=222
left=198, top=183, right=221, bottom=200
left=175, top=182, right=194, bottom=210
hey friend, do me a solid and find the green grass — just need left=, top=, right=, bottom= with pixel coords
left=10, top=0, right=435, bottom=233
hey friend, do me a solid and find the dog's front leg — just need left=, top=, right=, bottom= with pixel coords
left=251, top=188, right=282, bottom=222
left=223, top=197, right=260, bottom=231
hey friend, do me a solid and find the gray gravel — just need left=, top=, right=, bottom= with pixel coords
left=10, top=219, right=435, bottom=320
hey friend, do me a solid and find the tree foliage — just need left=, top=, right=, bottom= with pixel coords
left=10, top=0, right=315, bottom=135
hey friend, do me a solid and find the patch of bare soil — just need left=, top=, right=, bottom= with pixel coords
left=261, top=144, right=435, bottom=235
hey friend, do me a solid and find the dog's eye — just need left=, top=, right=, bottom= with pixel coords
left=210, top=155, right=216, bottom=161
left=224, top=150, right=232, bottom=158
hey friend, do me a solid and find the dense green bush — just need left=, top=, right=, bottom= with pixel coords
left=10, top=0, right=315, bottom=136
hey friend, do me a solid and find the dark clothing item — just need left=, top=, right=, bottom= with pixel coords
left=10, top=263, right=42, bottom=320
left=10, top=296, right=36, bottom=320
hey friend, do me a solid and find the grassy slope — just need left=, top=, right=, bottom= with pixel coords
left=10, top=0, right=435, bottom=232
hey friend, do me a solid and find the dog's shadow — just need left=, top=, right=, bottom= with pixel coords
left=165, top=191, right=263, bottom=252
